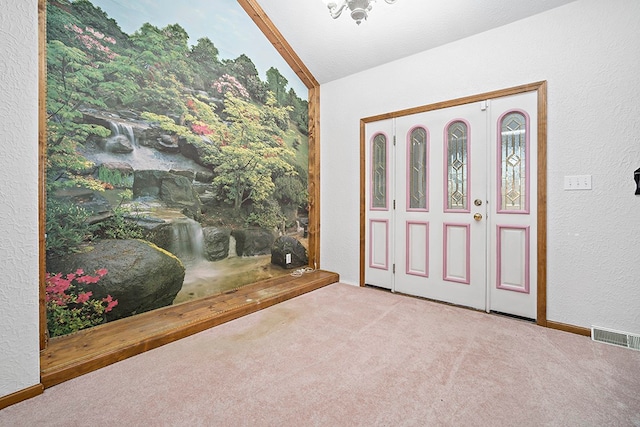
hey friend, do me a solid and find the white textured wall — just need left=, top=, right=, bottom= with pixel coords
left=321, top=0, right=640, bottom=333
left=1, top=0, right=639, bottom=402
left=0, top=0, right=41, bottom=397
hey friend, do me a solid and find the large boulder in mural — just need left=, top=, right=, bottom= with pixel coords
left=195, top=170, right=214, bottom=183
left=160, top=174, right=201, bottom=213
left=132, top=170, right=202, bottom=214
left=154, top=134, right=180, bottom=153
left=178, top=135, right=217, bottom=167
left=142, top=220, right=174, bottom=253
left=132, top=170, right=167, bottom=197
left=271, top=235, right=308, bottom=269
left=232, top=228, right=276, bottom=256
left=46, top=239, right=185, bottom=321
left=203, top=227, right=232, bottom=261
left=104, top=134, right=134, bottom=153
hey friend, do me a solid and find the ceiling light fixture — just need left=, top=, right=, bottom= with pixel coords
left=323, top=0, right=398, bottom=25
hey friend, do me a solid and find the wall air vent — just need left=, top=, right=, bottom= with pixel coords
left=591, top=326, right=640, bottom=351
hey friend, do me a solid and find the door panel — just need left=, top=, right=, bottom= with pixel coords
left=369, top=219, right=390, bottom=270
left=443, top=223, right=470, bottom=284
left=364, top=119, right=394, bottom=289
left=406, top=221, right=429, bottom=277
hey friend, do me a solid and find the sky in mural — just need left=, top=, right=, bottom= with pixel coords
left=90, top=0, right=308, bottom=99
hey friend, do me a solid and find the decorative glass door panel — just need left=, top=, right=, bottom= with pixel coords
left=408, top=127, right=428, bottom=211
left=371, top=133, right=388, bottom=210
left=498, top=111, right=529, bottom=213
left=445, top=120, right=470, bottom=212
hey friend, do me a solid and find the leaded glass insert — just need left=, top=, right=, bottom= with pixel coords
left=446, top=121, right=468, bottom=210
left=500, top=112, right=527, bottom=211
left=372, top=134, right=387, bottom=209
left=409, top=127, right=428, bottom=209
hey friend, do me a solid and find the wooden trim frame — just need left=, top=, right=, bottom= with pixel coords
left=546, top=320, right=591, bottom=337
left=38, top=0, right=48, bottom=351
left=359, top=81, right=548, bottom=326
left=0, top=384, right=44, bottom=411
left=38, top=1, right=322, bottom=350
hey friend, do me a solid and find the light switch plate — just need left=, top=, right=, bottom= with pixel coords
left=564, top=175, right=592, bottom=190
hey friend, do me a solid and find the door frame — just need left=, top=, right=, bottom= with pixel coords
left=359, top=81, right=548, bottom=326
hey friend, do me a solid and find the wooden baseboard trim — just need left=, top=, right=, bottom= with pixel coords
left=546, top=320, right=591, bottom=336
left=40, top=270, right=339, bottom=388
left=0, top=384, right=44, bottom=410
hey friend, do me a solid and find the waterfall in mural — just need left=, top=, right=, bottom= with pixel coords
left=81, top=119, right=206, bottom=172
left=105, top=120, right=137, bottom=152
left=228, top=235, right=237, bottom=258
left=170, top=218, right=205, bottom=265
left=110, top=121, right=138, bottom=147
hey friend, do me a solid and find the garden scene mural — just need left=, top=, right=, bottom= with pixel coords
left=45, top=0, right=310, bottom=337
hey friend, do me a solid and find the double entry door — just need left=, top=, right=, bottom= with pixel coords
left=364, top=91, right=537, bottom=319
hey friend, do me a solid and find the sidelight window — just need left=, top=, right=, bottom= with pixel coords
left=498, top=111, right=529, bottom=213
left=371, top=133, right=388, bottom=209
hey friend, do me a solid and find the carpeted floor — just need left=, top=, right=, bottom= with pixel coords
left=1, top=283, right=639, bottom=426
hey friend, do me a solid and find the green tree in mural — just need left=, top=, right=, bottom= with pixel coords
left=127, top=22, right=193, bottom=114
left=285, top=88, right=309, bottom=135
left=189, top=37, right=222, bottom=90
left=223, top=54, right=268, bottom=103
left=208, top=93, right=297, bottom=210
left=46, top=39, right=110, bottom=191
left=266, top=66, right=289, bottom=106
left=46, top=36, right=115, bottom=257
left=266, top=69, right=308, bottom=134
left=223, top=54, right=258, bottom=85
left=274, top=175, right=308, bottom=210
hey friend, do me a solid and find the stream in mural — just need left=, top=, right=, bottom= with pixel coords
left=44, top=0, right=310, bottom=337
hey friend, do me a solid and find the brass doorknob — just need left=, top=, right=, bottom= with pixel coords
left=473, top=213, right=483, bottom=221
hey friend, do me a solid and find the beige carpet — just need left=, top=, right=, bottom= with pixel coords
left=2, top=283, right=639, bottom=426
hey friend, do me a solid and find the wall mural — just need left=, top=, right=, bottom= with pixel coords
left=44, top=0, right=310, bottom=338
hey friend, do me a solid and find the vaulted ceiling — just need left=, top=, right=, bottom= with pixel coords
left=254, top=0, right=577, bottom=86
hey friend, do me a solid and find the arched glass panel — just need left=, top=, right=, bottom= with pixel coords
left=372, top=134, right=387, bottom=209
left=446, top=121, right=468, bottom=210
left=500, top=112, right=527, bottom=211
left=409, top=127, right=428, bottom=209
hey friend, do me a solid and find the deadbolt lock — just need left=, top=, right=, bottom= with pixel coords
left=474, top=199, right=483, bottom=206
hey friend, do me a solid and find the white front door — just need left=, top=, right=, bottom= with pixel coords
left=393, top=101, right=488, bottom=310
left=364, top=91, right=538, bottom=319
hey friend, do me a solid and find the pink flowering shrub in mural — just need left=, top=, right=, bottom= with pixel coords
left=65, top=24, right=118, bottom=60
left=46, top=268, right=118, bottom=337
left=212, top=74, right=250, bottom=99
